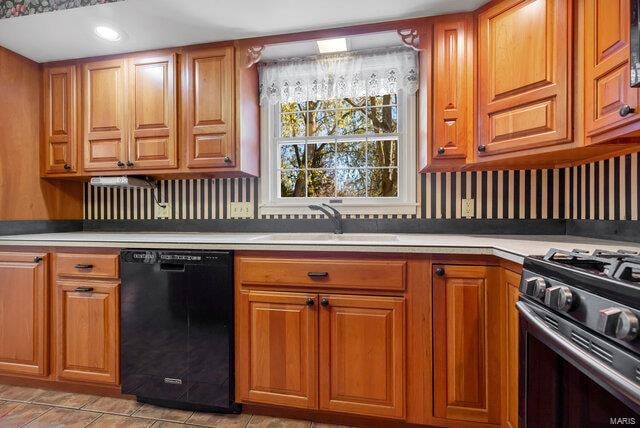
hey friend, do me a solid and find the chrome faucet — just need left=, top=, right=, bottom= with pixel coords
left=309, top=204, right=343, bottom=234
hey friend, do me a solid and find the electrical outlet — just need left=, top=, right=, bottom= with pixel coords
left=230, top=202, right=252, bottom=219
left=461, top=198, right=475, bottom=218
left=155, top=203, right=170, bottom=219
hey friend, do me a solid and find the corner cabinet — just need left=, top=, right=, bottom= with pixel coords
left=432, top=264, right=502, bottom=425
left=584, top=0, right=640, bottom=144
left=82, top=54, right=178, bottom=173
left=0, top=253, right=48, bottom=377
left=476, top=0, right=572, bottom=157
left=43, top=65, right=78, bottom=176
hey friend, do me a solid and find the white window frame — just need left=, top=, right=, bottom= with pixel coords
left=259, top=92, right=417, bottom=216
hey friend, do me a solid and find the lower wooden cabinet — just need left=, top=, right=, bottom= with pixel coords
left=503, top=269, right=521, bottom=428
left=432, top=264, right=502, bottom=425
left=0, top=253, right=48, bottom=377
left=318, top=294, right=405, bottom=419
left=240, top=290, right=318, bottom=409
left=237, top=288, right=405, bottom=419
left=56, top=280, right=119, bottom=385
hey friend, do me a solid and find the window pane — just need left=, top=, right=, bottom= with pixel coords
left=309, top=99, right=340, bottom=111
left=368, top=140, right=398, bottom=167
left=281, top=113, right=306, bottom=137
left=307, top=169, right=335, bottom=197
left=368, top=94, right=397, bottom=106
left=308, top=110, right=336, bottom=136
left=336, top=108, right=366, bottom=135
left=280, top=144, right=306, bottom=169
left=280, top=102, right=307, bottom=113
left=340, top=97, right=366, bottom=108
left=306, top=143, right=335, bottom=168
left=368, top=168, right=398, bottom=197
left=336, top=141, right=366, bottom=168
left=336, top=169, right=366, bottom=197
left=367, top=106, right=397, bottom=133
left=280, top=170, right=306, bottom=197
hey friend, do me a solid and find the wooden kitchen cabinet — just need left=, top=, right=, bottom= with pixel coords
left=433, top=264, right=502, bottom=425
left=43, top=65, right=78, bottom=175
left=237, top=290, right=318, bottom=409
left=584, top=0, right=640, bottom=144
left=56, top=280, right=119, bottom=385
left=503, top=268, right=521, bottom=428
left=82, top=54, right=178, bottom=173
left=0, top=252, right=48, bottom=377
left=318, top=294, right=405, bottom=419
left=426, top=14, right=473, bottom=171
left=476, top=0, right=572, bottom=158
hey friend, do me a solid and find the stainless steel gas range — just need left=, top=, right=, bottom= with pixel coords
left=518, top=249, right=640, bottom=426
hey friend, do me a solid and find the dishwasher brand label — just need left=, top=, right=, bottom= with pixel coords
left=164, top=377, right=183, bottom=385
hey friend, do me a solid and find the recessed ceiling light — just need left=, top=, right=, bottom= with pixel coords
left=94, top=26, right=122, bottom=42
left=317, top=38, right=348, bottom=54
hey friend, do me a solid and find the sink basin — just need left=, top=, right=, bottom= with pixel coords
left=251, top=233, right=399, bottom=242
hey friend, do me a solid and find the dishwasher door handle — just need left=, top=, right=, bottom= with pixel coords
left=160, top=263, right=186, bottom=272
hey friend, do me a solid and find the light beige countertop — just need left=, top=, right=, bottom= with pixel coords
left=0, top=232, right=639, bottom=263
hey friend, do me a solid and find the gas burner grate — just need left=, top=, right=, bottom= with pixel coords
left=614, top=257, right=640, bottom=283
left=543, top=248, right=622, bottom=277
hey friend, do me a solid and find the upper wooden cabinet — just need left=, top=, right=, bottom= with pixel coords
left=476, top=0, right=572, bottom=157
left=584, top=0, right=640, bottom=143
left=433, top=264, right=502, bottom=425
left=43, top=65, right=78, bottom=176
left=82, top=59, right=128, bottom=172
left=82, top=55, right=178, bottom=173
left=0, top=253, right=48, bottom=378
left=427, top=14, right=474, bottom=171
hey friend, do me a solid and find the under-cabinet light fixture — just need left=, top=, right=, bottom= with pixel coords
left=316, top=38, right=348, bottom=54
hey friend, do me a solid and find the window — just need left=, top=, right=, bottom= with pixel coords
left=258, top=48, right=418, bottom=215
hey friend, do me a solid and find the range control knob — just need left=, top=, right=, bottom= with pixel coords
left=544, top=286, right=575, bottom=312
left=598, top=308, right=639, bottom=342
left=522, top=276, right=547, bottom=298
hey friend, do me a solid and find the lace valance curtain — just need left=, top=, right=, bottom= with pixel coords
left=258, top=48, right=419, bottom=105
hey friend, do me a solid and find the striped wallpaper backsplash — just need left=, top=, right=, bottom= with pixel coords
left=84, top=152, right=640, bottom=221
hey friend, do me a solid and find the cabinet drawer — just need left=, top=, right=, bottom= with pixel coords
left=56, top=253, right=119, bottom=279
left=238, top=257, right=406, bottom=291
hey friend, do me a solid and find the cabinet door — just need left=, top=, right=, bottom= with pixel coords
left=183, top=46, right=235, bottom=169
left=83, top=59, right=127, bottom=172
left=433, top=265, right=501, bottom=424
left=477, top=0, right=572, bottom=156
left=503, top=269, right=521, bottom=428
left=56, top=280, right=119, bottom=385
left=430, top=15, right=473, bottom=168
left=318, top=294, right=405, bottom=419
left=43, top=65, right=77, bottom=175
left=0, top=253, right=47, bottom=377
left=584, top=0, right=640, bottom=141
left=238, top=291, right=318, bottom=409
left=128, top=54, right=178, bottom=170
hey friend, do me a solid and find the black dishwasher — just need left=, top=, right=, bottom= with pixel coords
left=120, top=249, right=239, bottom=413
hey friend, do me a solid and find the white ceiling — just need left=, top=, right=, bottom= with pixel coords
left=0, top=0, right=488, bottom=63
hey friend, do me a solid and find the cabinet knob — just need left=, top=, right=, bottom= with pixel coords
left=127, top=161, right=134, bottom=167
left=435, top=267, right=445, bottom=277
left=437, top=147, right=445, bottom=155
left=620, top=105, right=635, bottom=117
left=320, top=298, right=330, bottom=307
left=305, top=298, right=315, bottom=307
left=477, top=145, right=487, bottom=153
left=63, top=163, right=72, bottom=171
left=117, top=161, right=125, bottom=167
left=33, top=256, right=43, bottom=263
left=223, top=155, right=232, bottom=163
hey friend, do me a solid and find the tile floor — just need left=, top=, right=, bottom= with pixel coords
left=0, top=384, right=340, bottom=428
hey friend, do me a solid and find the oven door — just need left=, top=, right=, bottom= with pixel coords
left=518, top=300, right=640, bottom=427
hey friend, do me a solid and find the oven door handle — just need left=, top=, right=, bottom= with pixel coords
left=517, top=301, right=640, bottom=411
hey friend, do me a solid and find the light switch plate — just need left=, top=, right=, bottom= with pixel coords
left=461, top=199, right=475, bottom=218
left=155, top=203, right=170, bottom=219
left=230, top=202, right=252, bottom=219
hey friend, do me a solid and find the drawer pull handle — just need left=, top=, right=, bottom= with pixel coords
left=307, top=271, right=329, bottom=278
left=320, top=298, right=330, bottom=307
left=74, top=287, right=94, bottom=293
left=74, top=264, right=94, bottom=270
left=305, top=298, right=315, bottom=306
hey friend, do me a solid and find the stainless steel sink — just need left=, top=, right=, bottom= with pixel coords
left=251, top=233, right=399, bottom=242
